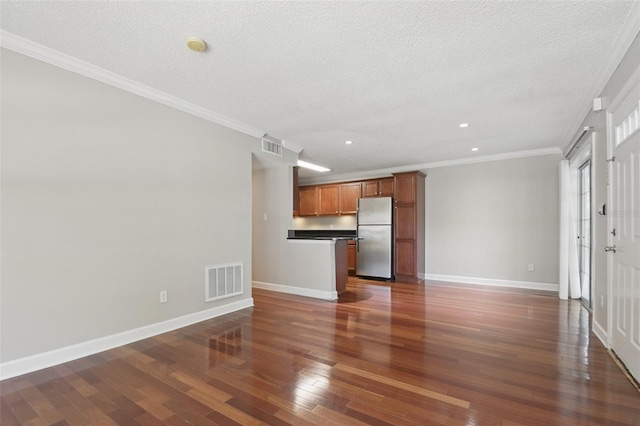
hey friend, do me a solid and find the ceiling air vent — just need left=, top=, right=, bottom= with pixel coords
left=261, top=134, right=283, bottom=157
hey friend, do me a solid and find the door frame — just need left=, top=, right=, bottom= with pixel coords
left=605, top=64, right=640, bottom=348
left=578, top=158, right=592, bottom=310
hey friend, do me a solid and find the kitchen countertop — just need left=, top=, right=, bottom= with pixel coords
left=287, top=229, right=357, bottom=240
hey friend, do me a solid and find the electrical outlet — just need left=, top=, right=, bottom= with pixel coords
left=263, top=213, right=268, bottom=221
left=528, top=264, right=534, bottom=272
left=160, top=290, right=168, bottom=303
left=600, top=294, right=605, bottom=308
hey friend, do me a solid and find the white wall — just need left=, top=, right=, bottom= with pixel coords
left=1, top=49, right=254, bottom=367
left=424, top=154, right=562, bottom=288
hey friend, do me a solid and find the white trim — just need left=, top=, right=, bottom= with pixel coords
left=559, top=1, right=640, bottom=152
left=300, top=147, right=562, bottom=185
left=282, top=140, right=304, bottom=154
left=593, top=320, right=610, bottom=349
left=423, top=274, right=559, bottom=292
left=252, top=281, right=338, bottom=301
left=0, top=298, right=254, bottom=381
left=0, top=30, right=265, bottom=139
left=608, top=66, right=640, bottom=112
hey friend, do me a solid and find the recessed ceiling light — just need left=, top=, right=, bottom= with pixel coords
left=187, top=37, right=207, bottom=52
left=298, top=160, right=331, bottom=172
left=459, top=123, right=469, bottom=128
left=471, top=147, right=479, bottom=152
left=345, top=140, right=353, bottom=145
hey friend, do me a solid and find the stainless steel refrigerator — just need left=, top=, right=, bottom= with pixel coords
left=356, top=197, right=393, bottom=279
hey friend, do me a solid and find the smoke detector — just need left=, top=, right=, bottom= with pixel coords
left=187, top=37, right=207, bottom=52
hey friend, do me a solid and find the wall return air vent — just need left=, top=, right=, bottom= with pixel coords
left=205, top=263, right=243, bottom=302
left=261, top=134, right=283, bottom=157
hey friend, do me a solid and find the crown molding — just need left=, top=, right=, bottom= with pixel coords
left=300, top=147, right=563, bottom=185
left=282, top=139, right=304, bottom=154
left=558, top=1, right=640, bottom=152
left=0, top=30, right=266, bottom=139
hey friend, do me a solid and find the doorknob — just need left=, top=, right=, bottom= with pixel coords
left=604, top=245, right=617, bottom=253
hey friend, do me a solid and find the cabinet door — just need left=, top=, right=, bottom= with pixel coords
left=318, top=185, right=339, bottom=215
left=299, top=186, right=318, bottom=216
left=362, top=180, right=379, bottom=197
left=339, top=182, right=361, bottom=214
left=395, top=204, right=416, bottom=240
left=347, top=241, right=356, bottom=274
left=395, top=240, right=416, bottom=276
left=394, top=173, right=416, bottom=204
left=379, top=178, right=394, bottom=197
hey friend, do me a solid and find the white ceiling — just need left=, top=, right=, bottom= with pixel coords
left=1, top=1, right=637, bottom=180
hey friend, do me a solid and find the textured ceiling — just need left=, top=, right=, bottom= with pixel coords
left=1, top=1, right=636, bottom=179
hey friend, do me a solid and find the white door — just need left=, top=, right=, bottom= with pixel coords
left=608, top=77, right=640, bottom=382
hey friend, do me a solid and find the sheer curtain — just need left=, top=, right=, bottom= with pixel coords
left=559, top=159, right=582, bottom=299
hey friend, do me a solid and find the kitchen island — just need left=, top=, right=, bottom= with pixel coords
left=252, top=230, right=354, bottom=300
left=287, top=230, right=355, bottom=296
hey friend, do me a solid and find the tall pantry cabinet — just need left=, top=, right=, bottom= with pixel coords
left=393, top=171, right=426, bottom=282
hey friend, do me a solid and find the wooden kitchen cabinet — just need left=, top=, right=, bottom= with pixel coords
left=394, top=173, right=417, bottom=203
left=362, top=178, right=394, bottom=197
left=319, top=185, right=339, bottom=215
left=299, top=182, right=361, bottom=216
left=347, top=240, right=357, bottom=275
left=338, top=182, right=361, bottom=214
left=379, top=178, right=394, bottom=196
left=298, top=186, right=319, bottom=216
left=362, top=180, right=379, bottom=197
left=393, top=171, right=425, bottom=282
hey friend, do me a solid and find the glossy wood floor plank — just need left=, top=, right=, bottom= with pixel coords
left=1, top=278, right=638, bottom=425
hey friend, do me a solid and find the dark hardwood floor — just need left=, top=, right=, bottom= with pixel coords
left=2, top=278, right=639, bottom=425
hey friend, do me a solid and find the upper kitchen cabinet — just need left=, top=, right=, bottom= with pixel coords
left=394, top=173, right=418, bottom=203
left=338, top=182, right=361, bottom=214
left=362, top=178, right=394, bottom=198
left=318, top=185, right=339, bottom=215
left=298, top=182, right=361, bottom=216
left=298, top=186, right=319, bottom=216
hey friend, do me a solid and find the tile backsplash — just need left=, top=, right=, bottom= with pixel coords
left=293, top=215, right=356, bottom=230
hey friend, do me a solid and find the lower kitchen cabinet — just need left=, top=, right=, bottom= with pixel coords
left=347, top=240, right=356, bottom=275
left=394, top=240, right=415, bottom=277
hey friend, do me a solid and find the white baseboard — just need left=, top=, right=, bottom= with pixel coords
left=252, top=281, right=338, bottom=301
left=423, top=274, right=559, bottom=292
left=593, top=320, right=610, bottom=349
left=0, top=298, right=254, bottom=381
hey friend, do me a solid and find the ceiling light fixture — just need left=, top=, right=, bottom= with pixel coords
left=187, top=37, right=207, bottom=52
left=471, top=147, right=479, bottom=151
left=345, top=140, right=353, bottom=145
left=298, top=160, right=331, bottom=172
left=459, top=123, right=469, bottom=128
